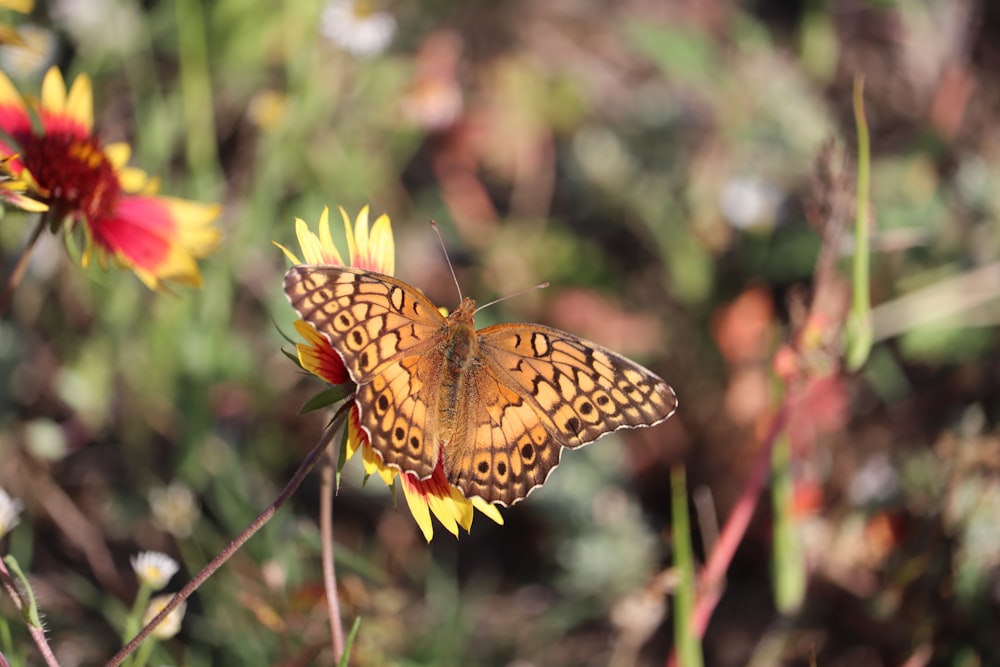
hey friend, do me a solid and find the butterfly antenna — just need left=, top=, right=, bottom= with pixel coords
left=475, top=282, right=550, bottom=314
left=430, top=220, right=463, bottom=302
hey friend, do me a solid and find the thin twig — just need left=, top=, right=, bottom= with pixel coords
left=0, top=213, right=49, bottom=315
left=106, top=405, right=350, bottom=667
left=0, top=557, right=61, bottom=667
left=320, top=432, right=345, bottom=661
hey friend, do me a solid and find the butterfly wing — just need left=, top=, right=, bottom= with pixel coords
left=284, top=265, right=448, bottom=477
left=445, top=364, right=565, bottom=505
left=284, top=265, right=446, bottom=382
left=352, top=352, right=446, bottom=478
left=444, top=323, right=677, bottom=505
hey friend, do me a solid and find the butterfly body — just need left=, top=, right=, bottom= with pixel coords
left=285, top=264, right=677, bottom=506
left=438, top=297, right=478, bottom=428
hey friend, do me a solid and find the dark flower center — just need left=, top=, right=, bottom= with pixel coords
left=20, top=132, right=122, bottom=221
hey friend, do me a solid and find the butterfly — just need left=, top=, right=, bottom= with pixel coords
left=284, top=265, right=677, bottom=506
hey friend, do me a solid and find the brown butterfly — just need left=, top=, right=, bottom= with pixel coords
left=285, top=265, right=677, bottom=506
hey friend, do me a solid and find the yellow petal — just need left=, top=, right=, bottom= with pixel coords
left=342, top=422, right=363, bottom=463
left=64, top=71, right=94, bottom=131
left=450, top=487, right=475, bottom=531
left=294, top=217, right=323, bottom=265
left=0, top=0, right=34, bottom=12
left=361, top=444, right=396, bottom=485
left=401, top=480, right=435, bottom=542
left=2, top=190, right=48, bottom=212
left=40, top=66, right=65, bottom=112
left=472, top=497, right=504, bottom=526
left=369, top=213, right=395, bottom=276
left=0, top=68, right=24, bottom=107
left=117, top=166, right=148, bottom=193
left=104, top=142, right=132, bottom=170
left=272, top=241, right=301, bottom=265
left=424, top=489, right=460, bottom=538
left=316, top=207, right=340, bottom=261
left=341, top=205, right=367, bottom=267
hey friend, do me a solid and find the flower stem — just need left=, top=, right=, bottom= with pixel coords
left=321, top=431, right=346, bottom=662
left=120, top=582, right=153, bottom=667
left=0, top=556, right=60, bottom=667
left=106, top=404, right=351, bottom=667
left=0, top=213, right=48, bottom=315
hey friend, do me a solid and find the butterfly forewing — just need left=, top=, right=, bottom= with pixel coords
left=285, top=265, right=450, bottom=479
left=479, top=324, right=677, bottom=443
left=284, top=265, right=446, bottom=384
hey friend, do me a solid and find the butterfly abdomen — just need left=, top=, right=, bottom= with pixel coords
left=437, top=310, right=479, bottom=447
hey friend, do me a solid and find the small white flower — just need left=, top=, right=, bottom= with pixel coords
left=321, top=0, right=396, bottom=57
left=130, top=551, right=179, bottom=590
left=143, top=594, right=186, bottom=639
left=0, top=487, right=24, bottom=538
left=148, top=482, right=200, bottom=539
left=720, top=176, right=783, bottom=230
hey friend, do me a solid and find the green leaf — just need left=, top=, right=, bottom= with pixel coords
left=299, top=384, right=353, bottom=414
left=771, top=435, right=806, bottom=613
left=845, top=74, right=873, bottom=372
left=281, top=347, right=302, bottom=367
left=671, top=465, right=704, bottom=667
left=337, top=617, right=362, bottom=667
left=336, top=424, right=349, bottom=489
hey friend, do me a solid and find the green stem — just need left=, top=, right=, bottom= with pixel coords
left=846, top=73, right=873, bottom=371
left=120, top=582, right=153, bottom=667
left=671, top=464, right=703, bottom=667
left=130, top=635, right=155, bottom=667
left=771, top=432, right=805, bottom=612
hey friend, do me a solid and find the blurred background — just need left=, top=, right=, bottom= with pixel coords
left=2, top=1, right=1000, bottom=665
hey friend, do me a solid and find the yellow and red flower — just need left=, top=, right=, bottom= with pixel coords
left=279, top=206, right=503, bottom=541
left=0, top=67, right=220, bottom=289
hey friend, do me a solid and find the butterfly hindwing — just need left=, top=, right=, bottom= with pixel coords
left=445, top=364, right=561, bottom=505
left=354, top=353, right=443, bottom=479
